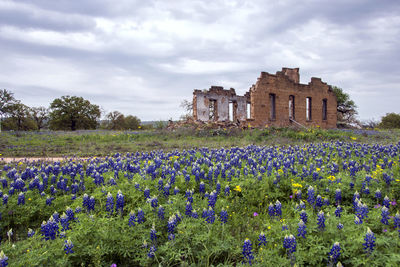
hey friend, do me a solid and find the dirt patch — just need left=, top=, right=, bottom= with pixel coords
left=0, top=157, right=91, bottom=163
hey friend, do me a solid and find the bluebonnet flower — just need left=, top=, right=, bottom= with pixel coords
left=224, top=185, right=230, bottom=196
left=82, top=194, right=89, bottom=209
left=158, top=206, right=165, bottom=220
left=2, top=194, right=8, bottom=205
left=64, top=239, right=74, bottom=254
left=167, top=215, right=177, bottom=240
left=137, top=208, right=145, bottom=224
left=150, top=196, right=158, bottom=209
left=300, top=210, right=308, bottom=223
left=202, top=208, right=208, bottom=219
left=297, top=220, right=306, bottom=238
left=394, top=212, right=400, bottom=237
left=186, top=189, right=193, bottom=203
left=65, top=207, right=75, bottom=221
left=150, top=224, right=157, bottom=243
left=352, top=191, right=360, bottom=210
left=52, top=211, right=60, bottom=223
left=41, top=216, right=59, bottom=240
left=316, top=195, right=323, bottom=209
left=383, top=196, right=390, bottom=208
left=128, top=211, right=136, bottom=227
left=220, top=208, right=228, bottom=224
left=175, top=211, right=182, bottom=223
left=363, top=228, right=376, bottom=255
left=17, top=192, right=25, bottom=205
left=363, top=186, right=370, bottom=195
left=116, top=190, right=124, bottom=215
left=199, top=182, right=205, bottom=194
left=192, top=209, right=199, bottom=219
left=75, top=206, right=81, bottom=213
left=337, top=223, right=343, bottom=230
left=242, top=238, right=254, bottom=265
left=258, top=232, right=267, bottom=246
left=108, top=178, right=116, bottom=186
left=158, top=179, right=163, bottom=191
left=354, top=215, right=362, bottom=225
left=295, top=189, right=302, bottom=200
left=282, top=224, right=288, bottom=231
left=144, top=187, right=150, bottom=199
left=381, top=206, right=389, bottom=225
left=27, top=228, right=35, bottom=238
left=88, top=196, right=95, bottom=212
left=206, top=207, right=215, bottom=224
left=148, top=245, right=157, bottom=258
left=134, top=182, right=141, bottom=191
left=185, top=202, right=192, bottom=216
left=283, top=234, right=297, bottom=254
left=163, top=183, right=171, bottom=198
left=0, top=251, right=8, bottom=267
left=268, top=203, right=275, bottom=218
left=275, top=200, right=282, bottom=218
left=173, top=187, right=180, bottom=195
left=106, top=192, right=114, bottom=215
left=60, top=213, right=70, bottom=231
left=335, top=189, right=342, bottom=204
left=335, top=206, right=342, bottom=218
left=307, top=186, right=315, bottom=207
left=208, top=191, right=217, bottom=208
left=298, top=200, right=306, bottom=210
left=317, top=211, right=325, bottom=231
left=8, top=187, right=14, bottom=196
left=375, top=189, right=382, bottom=201
left=185, top=174, right=190, bottom=184
left=329, top=242, right=341, bottom=265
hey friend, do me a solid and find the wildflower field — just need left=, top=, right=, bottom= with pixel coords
left=1, top=130, right=400, bottom=266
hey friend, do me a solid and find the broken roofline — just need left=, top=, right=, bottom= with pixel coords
left=192, top=67, right=337, bottom=129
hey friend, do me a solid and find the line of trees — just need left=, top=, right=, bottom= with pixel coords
left=0, top=89, right=141, bottom=131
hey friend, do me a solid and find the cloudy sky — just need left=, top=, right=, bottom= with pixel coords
left=0, top=0, right=399, bottom=121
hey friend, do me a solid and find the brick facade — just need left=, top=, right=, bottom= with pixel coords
left=193, top=68, right=337, bottom=129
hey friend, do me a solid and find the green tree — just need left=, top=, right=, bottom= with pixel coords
left=105, top=111, right=126, bottom=130
left=30, top=106, right=49, bottom=130
left=124, top=115, right=141, bottom=130
left=0, top=89, right=17, bottom=132
left=3, top=102, right=37, bottom=131
left=49, top=96, right=101, bottom=131
left=378, top=113, right=400, bottom=129
left=332, top=86, right=358, bottom=127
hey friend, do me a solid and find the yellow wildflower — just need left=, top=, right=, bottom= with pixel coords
left=234, top=185, right=242, bottom=192
left=327, top=175, right=336, bottom=181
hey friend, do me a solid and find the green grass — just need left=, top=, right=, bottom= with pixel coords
left=0, top=127, right=398, bottom=157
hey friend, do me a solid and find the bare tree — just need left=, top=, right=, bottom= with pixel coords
left=30, top=106, right=49, bottom=130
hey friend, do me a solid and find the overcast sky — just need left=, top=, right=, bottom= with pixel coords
left=0, top=0, right=399, bottom=121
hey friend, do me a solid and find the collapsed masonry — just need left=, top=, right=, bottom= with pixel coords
left=193, top=68, right=337, bottom=129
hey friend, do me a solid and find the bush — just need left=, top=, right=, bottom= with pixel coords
left=379, top=113, right=400, bottom=129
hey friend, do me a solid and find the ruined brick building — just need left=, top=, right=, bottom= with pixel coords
left=193, top=68, right=337, bottom=129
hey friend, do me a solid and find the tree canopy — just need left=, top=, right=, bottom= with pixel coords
left=49, top=96, right=101, bottom=131
left=331, top=86, right=358, bottom=127
left=379, top=113, right=400, bottom=129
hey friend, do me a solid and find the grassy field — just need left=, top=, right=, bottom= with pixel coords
left=0, top=128, right=400, bottom=266
left=0, top=127, right=398, bottom=157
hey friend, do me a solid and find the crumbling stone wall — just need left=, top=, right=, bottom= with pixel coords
left=193, top=86, right=250, bottom=122
left=193, top=68, right=337, bottom=129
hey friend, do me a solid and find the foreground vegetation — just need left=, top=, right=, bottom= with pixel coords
left=0, top=130, right=400, bottom=266
left=1, top=127, right=399, bottom=157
